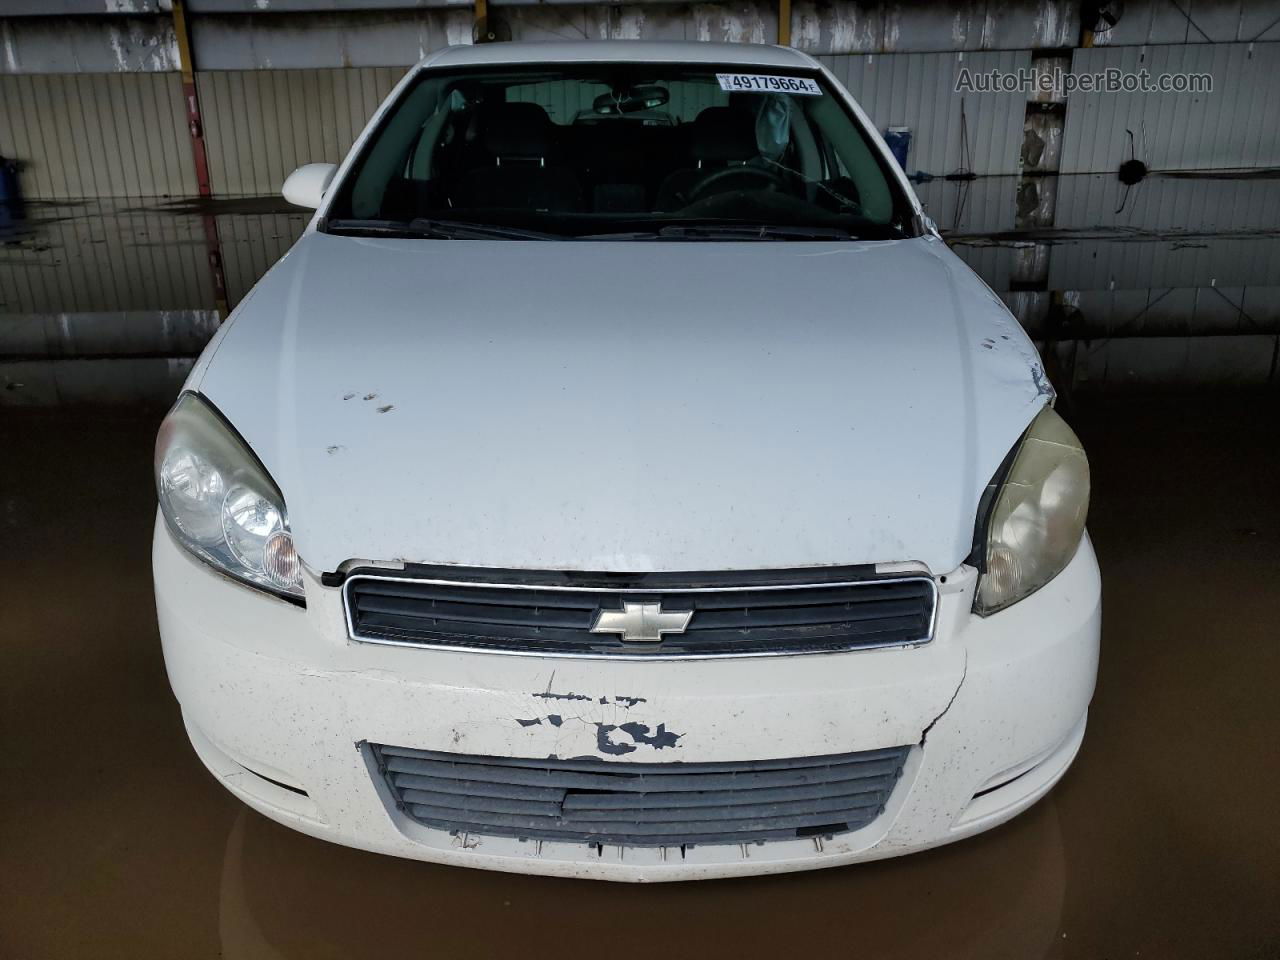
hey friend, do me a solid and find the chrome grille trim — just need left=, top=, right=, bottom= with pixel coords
left=341, top=568, right=938, bottom=659
left=343, top=570, right=942, bottom=660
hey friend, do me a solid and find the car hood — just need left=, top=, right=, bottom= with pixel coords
left=195, top=232, right=1051, bottom=575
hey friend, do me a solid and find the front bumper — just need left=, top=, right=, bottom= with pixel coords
left=154, top=516, right=1100, bottom=881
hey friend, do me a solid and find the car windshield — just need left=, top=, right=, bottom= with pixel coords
left=322, top=63, right=914, bottom=240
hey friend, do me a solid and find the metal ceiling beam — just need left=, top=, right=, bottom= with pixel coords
left=1, top=1, right=166, bottom=13
left=172, top=0, right=229, bottom=318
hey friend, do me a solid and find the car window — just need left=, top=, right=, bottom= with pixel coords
left=329, top=63, right=911, bottom=239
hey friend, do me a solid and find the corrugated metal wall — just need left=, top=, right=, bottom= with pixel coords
left=2, top=53, right=1036, bottom=199
left=217, top=210, right=309, bottom=303
left=0, top=72, right=196, bottom=199
left=197, top=68, right=402, bottom=196
left=918, top=175, right=1019, bottom=292
left=0, top=203, right=311, bottom=314
left=0, top=204, right=213, bottom=312
left=1088, top=0, right=1280, bottom=47
left=0, top=68, right=402, bottom=201
left=1060, top=42, right=1280, bottom=173
left=2, top=1, right=1276, bottom=195
left=821, top=50, right=1030, bottom=175
left=1050, top=174, right=1280, bottom=289
left=2, top=6, right=1279, bottom=397
left=10, top=0, right=1273, bottom=71
left=197, top=55, right=1034, bottom=196
left=3, top=34, right=1271, bottom=198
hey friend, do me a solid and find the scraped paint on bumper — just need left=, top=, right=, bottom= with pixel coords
left=154, top=517, right=1100, bottom=881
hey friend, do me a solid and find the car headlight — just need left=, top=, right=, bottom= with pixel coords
left=974, top=406, right=1089, bottom=615
left=155, top=392, right=304, bottom=601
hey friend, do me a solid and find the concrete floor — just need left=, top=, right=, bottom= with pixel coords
left=1, top=391, right=1278, bottom=959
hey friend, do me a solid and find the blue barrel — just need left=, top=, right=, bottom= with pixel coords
left=883, top=126, right=912, bottom=174
left=0, top=156, right=23, bottom=226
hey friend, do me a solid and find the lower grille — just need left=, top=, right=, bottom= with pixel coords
left=344, top=565, right=936, bottom=657
left=371, top=743, right=911, bottom=847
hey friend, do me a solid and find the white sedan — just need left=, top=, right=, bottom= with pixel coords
left=152, top=40, right=1099, bottom=881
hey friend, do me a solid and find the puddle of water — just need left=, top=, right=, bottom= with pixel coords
left=1, top=174, right=1277, bottom=402
left=1, top=394, right=1277, bottom=958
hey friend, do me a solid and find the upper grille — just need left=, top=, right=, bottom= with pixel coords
left=371, top=743, right=911, bottom=847
left=343, top=565, right=936, bottom=658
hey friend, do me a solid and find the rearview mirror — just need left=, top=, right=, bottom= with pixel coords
left=282, top=163, right=338, bottom=209
left=593, top=85, right=670, bottom=116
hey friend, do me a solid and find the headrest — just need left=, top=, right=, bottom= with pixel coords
left=481, top=102, right=554, bottom=157
left=690, top=106, right=759, bottom=162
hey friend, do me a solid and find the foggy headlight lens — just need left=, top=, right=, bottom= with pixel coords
left=975, top=406, right=1089, bottom=615
left=158, top=448, right=225, bottom=544
left=156, top=392, right=304, bottom=600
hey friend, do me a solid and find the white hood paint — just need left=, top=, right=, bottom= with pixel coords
left=195, top=232, right=1051, bottom=575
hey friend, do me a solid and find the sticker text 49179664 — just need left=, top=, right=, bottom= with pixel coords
left=716, top=74, right=823, bottom=95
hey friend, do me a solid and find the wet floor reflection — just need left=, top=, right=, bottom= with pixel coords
left=1, top=169, right=1279, bottom=955
left=217, top=802, right=1064, bottom=960
left=2, top=174, right=1277, bottom=318
left=3, top=172, right=1278, bottom=405
left=2, top=395, right=1277, bottom=958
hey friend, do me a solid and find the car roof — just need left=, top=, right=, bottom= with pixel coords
left=419, top=40, right=821, bottom=71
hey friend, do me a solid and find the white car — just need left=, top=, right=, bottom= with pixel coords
left=153, top=40, right=1099, bottom=882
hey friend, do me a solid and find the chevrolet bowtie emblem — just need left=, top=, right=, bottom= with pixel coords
left=590, top=601, right=693, bottom=643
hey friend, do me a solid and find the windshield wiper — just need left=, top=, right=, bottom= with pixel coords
left=325, top=219, right=418, bottom=237
left=410, top=218, right=565, bottom=241
left=324, top=218, right=564, bottom=241
left=580, top=223, right=861, bottom=241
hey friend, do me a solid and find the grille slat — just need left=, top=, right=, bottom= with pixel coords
left=560, top=791, right=889, bottom=823
left=373, top=743, right=911, bottom=848
left=353, top=581, right=603, bottom=610
left=560, top=775, right=893, bottom=810
left=405, top=804, right=878, bottom=838
left=390, top=773, right=565, bottom=802
left=407, top=818, right=872, bottom=847
left=399, top=789, right=565, bottom=817
left=682, top=583, right=932, bottom=612
left=379, top=743, right=909, bottom=771
left=384, top=754, right=904, bottom=793
left=346, top=567, right=935, bottom=657
left=685, top=598, right=925, bottom=629
left=356, top=596, right=592, bottom=631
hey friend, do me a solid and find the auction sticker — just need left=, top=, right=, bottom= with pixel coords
left=716, top=74, right=823, bottom=95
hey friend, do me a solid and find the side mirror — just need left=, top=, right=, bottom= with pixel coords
left=282, top=163, right=338, bottom=209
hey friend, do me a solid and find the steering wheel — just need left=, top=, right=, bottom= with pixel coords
left=685, top=165, right=788, bottom=204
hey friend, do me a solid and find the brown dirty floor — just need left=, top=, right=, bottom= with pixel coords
left=1, top=391, right=1277, bottom=960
